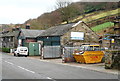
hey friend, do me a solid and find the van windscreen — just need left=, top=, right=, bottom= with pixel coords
left=20, top=48, right=27, bottom=51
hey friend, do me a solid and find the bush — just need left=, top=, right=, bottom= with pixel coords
left=2, top=48, right=10, bottom=53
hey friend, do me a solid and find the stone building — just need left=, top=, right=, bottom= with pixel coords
left=2, top=30, right=19, bottom=48
left=38, top=21, right=99, bottom=46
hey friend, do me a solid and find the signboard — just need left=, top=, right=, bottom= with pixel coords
left=111, top=39, right=115, bottom=43
left=71, top=32, right=84, bottom=40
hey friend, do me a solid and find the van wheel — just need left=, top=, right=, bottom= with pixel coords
left=17, top=53, right=20, bottom=57
left=14, top=53, right=16, bottom=56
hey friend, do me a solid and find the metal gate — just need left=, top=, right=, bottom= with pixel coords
left=42, top=46, right=61, bottom=58
left=62, top=46, right=81, bottom=63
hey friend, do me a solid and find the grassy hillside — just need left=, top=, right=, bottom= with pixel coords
left=22, top=2, right=118, bottom=30
left=82, top=8, right=119, bottom=23
left=91, top=22, right=114, bottom=32
left=62, top=8, right=120, bottom=24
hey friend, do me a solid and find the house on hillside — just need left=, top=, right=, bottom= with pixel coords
left=2, top=30, right=20, bottom=48
left=37, top=21, right=99, bottom=46
left=18, top=29, right=45, bottom=46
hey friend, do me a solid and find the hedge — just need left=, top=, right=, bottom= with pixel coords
left=2, top=48, right=10, bottom=53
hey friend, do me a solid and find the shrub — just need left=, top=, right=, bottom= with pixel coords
left=2, top=48, right=10, bottom=53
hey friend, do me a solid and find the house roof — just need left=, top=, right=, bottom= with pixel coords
left=21, top=29, right=45, bottom=38
left=2, top=31, right=20, bottom=37
left=39, top=23, right=76, bottom=37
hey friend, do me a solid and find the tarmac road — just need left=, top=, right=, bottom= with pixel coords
left=1, top=52, right=119, bottom=80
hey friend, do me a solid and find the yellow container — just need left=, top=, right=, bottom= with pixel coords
left=73, top=54, right=85, bottom=63
left=73, top=45, right=104, bottom=64
left=73, top=51, right=104, bottom=63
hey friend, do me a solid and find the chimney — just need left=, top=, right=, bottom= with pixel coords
left=12, top=26, right=20, bottom=31
left=26, top=24, right=30, bottom=29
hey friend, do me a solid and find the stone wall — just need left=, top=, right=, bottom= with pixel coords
left=61, top=22, right=99, bottom=46
left=105, top=50, right=120, bottom=70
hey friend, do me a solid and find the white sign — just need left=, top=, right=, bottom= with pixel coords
left=71, top=32, right=84, bottom=40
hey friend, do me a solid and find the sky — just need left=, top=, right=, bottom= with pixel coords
left=0, top=0, right=80, bottom=24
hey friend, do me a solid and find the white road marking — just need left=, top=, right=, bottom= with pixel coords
left=17, top=66, right=35, bottom=74
left=47, top=77, right=52, bottom=79
left=4, top=61, right=35, bottom=74
left=47, top=77, right=52, bottom=80
left=4, top=61, right=14, bottom=65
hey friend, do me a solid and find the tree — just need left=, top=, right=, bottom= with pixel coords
left=55, top=0, right=74, bottom=24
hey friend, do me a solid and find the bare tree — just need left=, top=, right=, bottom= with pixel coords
left=55, top=0, right=72, bottom=9
left=55, top=0, right=73, bottom=24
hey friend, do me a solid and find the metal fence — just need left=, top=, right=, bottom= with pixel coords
left=42, top=46, right=62, bottom=58
left=62, top=46, right=81, bottom=63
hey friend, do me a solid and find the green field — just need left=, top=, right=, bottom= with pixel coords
left=82, top=8, right=120, bottom=23
left=91, top=22, right=114, bottom=32
left=61, top=8, right=120, bottom=24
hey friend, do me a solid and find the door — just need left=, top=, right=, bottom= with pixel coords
left=29, top=42, right=40, bottom=56
left=34, top=43, right=39, bottom=56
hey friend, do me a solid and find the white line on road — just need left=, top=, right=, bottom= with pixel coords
left=47, top=77, right=52, bottom=79
left=4, top=60, right=35, bottom=74
left=4, top=61, right=14, bottom=65
left=47, top=77, right=57, bottom=81
left=17, top=66, right=35, bottom=74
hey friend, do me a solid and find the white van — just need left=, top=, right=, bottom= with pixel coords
left=14, top=47, right=28, bottom=57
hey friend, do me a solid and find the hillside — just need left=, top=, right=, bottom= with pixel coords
left=22, top=2, right=119, bottom=30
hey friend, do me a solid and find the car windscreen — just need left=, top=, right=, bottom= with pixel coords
left=20, top=48, right=27, bottom=51
left=80, top=46, right=89, bottom=51
left=94, top=46, right=100, bottom=51
left=86, top=46, right=94, bottom=51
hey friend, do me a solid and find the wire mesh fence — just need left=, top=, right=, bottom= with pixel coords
left=42, top=46, right=62, bottom=59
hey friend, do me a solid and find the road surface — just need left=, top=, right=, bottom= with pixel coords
left=0, top=52, right=119, bottom=80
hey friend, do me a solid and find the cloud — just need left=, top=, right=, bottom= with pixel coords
left=0, top=0, right=57, bottom=24
left=0, top=0, right=82, bottom=24
left=0, top=5, right=45, bottom=24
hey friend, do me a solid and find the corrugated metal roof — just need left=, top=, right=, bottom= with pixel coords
left=21, top=29, right=45, bottom=38
left=39, top=23, right=76, bottom=37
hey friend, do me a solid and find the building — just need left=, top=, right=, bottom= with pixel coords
left=2, top=30, right=20, bottom=48
left=18, top=29, right=45, bottom=46
left=38, top=21, right=99, bottom=46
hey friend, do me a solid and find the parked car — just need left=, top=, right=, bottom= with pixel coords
left=14, top=47, right=28, bottom=57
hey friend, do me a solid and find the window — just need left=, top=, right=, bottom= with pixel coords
left=87, top=46, right=94, bottom=51
left=94, top=46, right=100, bottom=51
left=51, top=41, right=60, bottom=46
left=11, top=37, right=13, bottom=42
left=44, top=41, right=51, bottom=46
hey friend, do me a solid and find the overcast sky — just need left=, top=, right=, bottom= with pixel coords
left=0, top=0, right=81, bottom=24
left=0, top=0, right=119, bottom=24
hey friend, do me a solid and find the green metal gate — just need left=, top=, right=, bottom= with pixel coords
left=29, top=42, right=40, bottom=56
